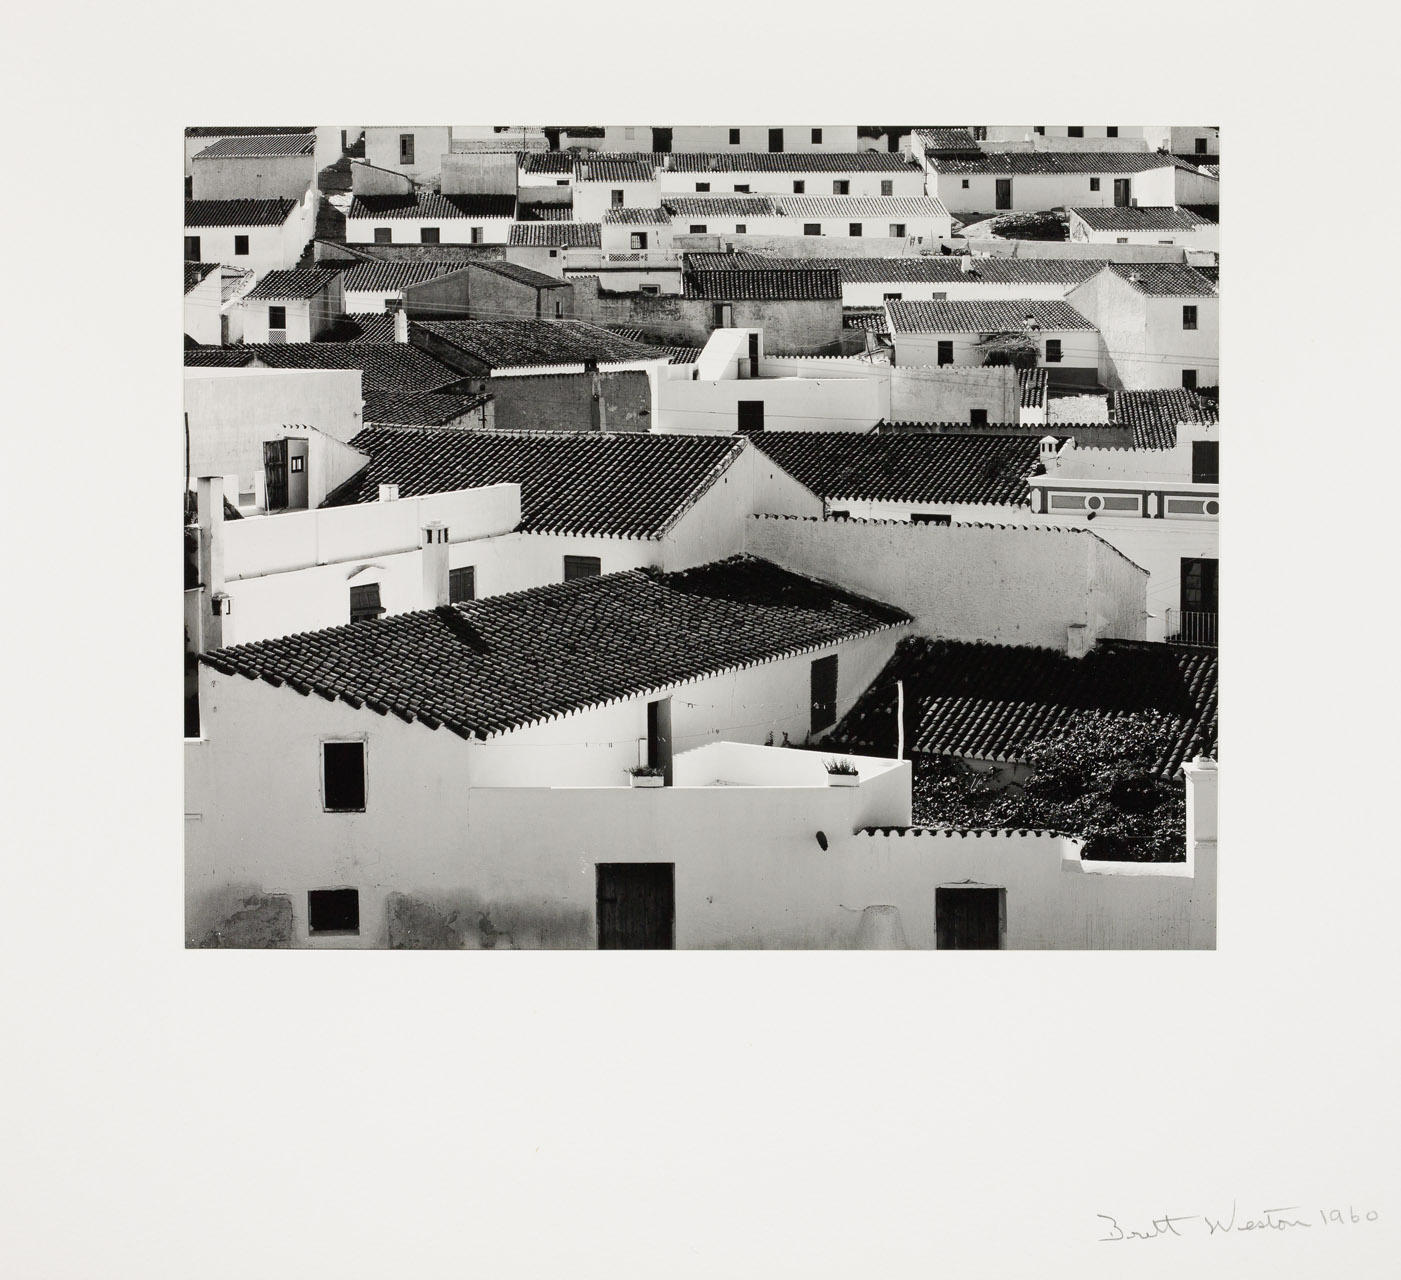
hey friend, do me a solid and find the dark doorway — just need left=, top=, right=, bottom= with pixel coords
left=1191, top=441, right=1219, bottom=485
left=1113, top=178, right=1131, bottom=207
left=597, top=864, right=675, bottom=949
left=810, top=654, right=838, bottom=736
left=995, top=178, right=1012, bottom=210
left=308, top=888, right=360, bottom=936
left=1180, top=558, right=1219, bottom=614
left=748, top=331, right=760, bottom=377
left=768, top=128, right=784, bottom=153
left=647, top=697, right=673, bottom=785
left=184, top=235, right=201, bottom=260
left=737, top=400, right=765, bottom=434
left=262, top=438, right=288, bottom=510
left=651, top=127, right=673, bottom=153
left=936, top=886, right=1004, bottom=949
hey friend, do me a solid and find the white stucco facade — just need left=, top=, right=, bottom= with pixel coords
left=890, top=324, right=1099, bottom=372
left=362, top=126, right=452, bottom=185
left=933, top=164, right=1179, bottom=214
left=184, top=269, right=223, bottom=345
left=572, top=178, right=664, bottom=223
left=344, top=213, right=513, bottom=245
left=184, top=187, right=317, bottom=280
left=657, top=165, right=926, bottom=200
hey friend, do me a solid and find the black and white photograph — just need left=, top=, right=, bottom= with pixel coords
left=183, top=123, right=1221, bottom=950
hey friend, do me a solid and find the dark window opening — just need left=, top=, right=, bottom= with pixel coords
left=1067, top=126, right=1084, bottom=138
left=728, top=128, right=741, bottom=145
left=961, top=179, right=970, bottom=189
left=233, top=235, right=249, bottom=256
left=420, top=226, right=439, bottom=244
left=833, top=180, right=849, bottom=195
left=596, top=863, right=674, bottom=949
left=883, top=292, right=902, bottom=301
left=1182, top=369, right=1198, bottom=390
left=969, top=409, right=988, bottom=425
left=737, top=400, right=764, bottom=434
left=564, top=555, right=601, bottom=581
left=810, top=654, right=838, bottom=735
left=690, top=224, right=707, bottom=234
left=888, top=223, right=905, bottom=238
left=803, top=223, right=821, bottom=235
left=1195, top=137, right=1209, bottom=154
left=848, top=222, right=862, bottom=237
left=1034, top=126, right=1046, bottom=136
left=267, top=304, right=287, bottom=330
left=1107, top=126, right=1119, bottom=138
left=1182, top=304, right=1198, bottom=330
left=735, top=224, right=747, bottom=234
left=322, top=742, right=365, bottom=812
left=881, top=180, right=894, bottom=196
left=911, top=512, right=952, bottom=526
left=449, top=566, right=475, bottom=602
left=611, top=189, right=624, bottom=207
left=349, top=582, right=382, bottom=622
left=184, top=235, right=201, bottom=260
left=373, top=227, right=391, bottom=244
left=695, top=181, right=710, bottom=192
left=936, top=886, right=1004, bottom=949
left=399, top=133, right=414, bottom=165
left=1191, top=441, right=1219, bottom=485
left=1089, top=177, right=1100, bottom=192
left=308, top=887, right=359, bottom=935
left=734, top=183, right=750, bottom=193
left=630, top=232, right=648, bottom=250
left=937, top=340, right=954, bottom=366
left=768, top=128, right=784, bottom=153
left=793, top=180, right=805, bottom=193
left=470, top=227, right=483, bottom=244
left=811, top=128, right=823, bottom=144
left=1181, top=557, right=1219, bottom=613
left=1045, top=338, right=1062, bottom=363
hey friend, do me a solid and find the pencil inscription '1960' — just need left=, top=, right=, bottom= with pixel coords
left=1097, top=1201, right=1380, bottom=1241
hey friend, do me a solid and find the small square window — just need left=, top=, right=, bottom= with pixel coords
left=349, top=582, right=382, bottom=623
left=1183, top=304, right=1198, bottom=330
left=267, top=305, right=286, bottom=330
left=630, top=232, right=648, bottom=250
left=735, top=223, right=747, bottom=234
left=373, top=227, right=391, bottom=244
left=849, top=222, right=862, bottom=237
left=833, top=180, right=849, bottom=195
left=1195, top=137, right=1209, bottom=154
left=611, top=189, right=624, bottom=207
left=696, top=181, right=710, bottom=192
left=804, top=223, right=821, bottom=235
left=1182, top=370, right=1198, bottom=390
left=961, top=179, right=970, bottom=189
left=564, top=555, right=601, bottom=581
left=399, top=133, right=415, bottom=164
left=1089, top=177, right=1100, bottom=192
left=308, top=888, right=359, bottom=935
left=1045, top=339, right=1062, bottom=363
left=888, top=223, right=905, bottom=238
left=881, top=180, right=893, bottom=197
left=690, top=224, right=706, bottom=234
left=184, top=235, right=201, bottom=260
left=1067, top=126, right=1084, bottom=138
left=471, top=227, right=483, bottom=244
left=793, top=180, right=805, bottom=194
left=322, top=742, right=365, bottom=812
left=1106, top=126, right=1119, bottom=138
left=969, top=409, right=988, bottom=426
left=233, top=234, right=249, bottom=256
left=548, top=248, right=558, bottom=257
left=449, top=566, right=475, bottom=602
left=640, top=284, right=660, bottom=296
left=729, top=128, right=741, bottom=145
left=289, top=455, right=305, bottom=473
left=1034, top=126, right=1045, bottom=136
left=420, top=226, right=440, bottom=244
left=811, top=128, right=823, bottom=144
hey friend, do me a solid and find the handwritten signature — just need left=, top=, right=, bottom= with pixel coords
left=1098, top=1202, right=1380, bottom=1241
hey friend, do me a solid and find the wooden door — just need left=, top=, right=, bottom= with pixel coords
left=1113, top=178, right=1131, bottom=207
left=597, top=864, right=675, bottom=949
left=647, top=697, right=673, bottom=785
left=995, top=178, right=1012, bottom=210
left=262, top=439, right=288, bottom=510
left=936, top=886, right=1003, bottom=949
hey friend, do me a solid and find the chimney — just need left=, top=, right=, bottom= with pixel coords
left=1039, top=435, right=1060, bottom=468
left=1066, top=622, right=1090, bottom=659
left=421, top=522, right=450, bottom=608
left=196, top=476, right=226, bottom=652
left=960, top=255, right=976, bottom=274
left=1182, top=756, right=1218, bottom=877
left=387, top=299, right=409, bottom=344
left=378, top=483, right=399, bottom=502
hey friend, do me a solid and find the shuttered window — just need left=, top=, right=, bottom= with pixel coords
left=349, top=583, right=383, bottom=622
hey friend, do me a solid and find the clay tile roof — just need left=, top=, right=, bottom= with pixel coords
left=573, top=154, right=660, bottom=182
left=1070, top=205, right=1214, bottom=231
left=520, top=152, right=574, bottom=174
left=360, top=391, right=492, bottom=427
left=684, top=251, right=792, bottom=271
left=184, top=345, right=255, bottom=366
left=245, top=269, right=340, bottom=301
left=1110, top=388, right=1218, bottom=447
left=332, top=427, right=745, bottom=536
left=1019, top=368, right=1048, bottom=408
left=799, top=256, right=1101, bottom=286
left=1105, top=262, right=1218, bottom=297
left=507, top=221, right=601, bottom=246
left=186, top=125, right=314, bottom=137
left=601, top=206, right=672, bottom=225
left=416, top=318, right=664, bottom=369
left=663, top=195, right=781, bottom=218
left=666, top=152, right=922, bottom=174
left=193, top=133, right=315, bottom=159
left=184, top=261, right=219, bottom=293
left=777, top=195, right=950, bottom=219
left=464, top=259, right=570, bottom=288
left=751, top=430, right=1042, bottom=506
left=682, top=268, right=841, bottom=301
left=185, top=197, right=297, bottom=228
left=913, top=126, right=983, bottom=154
left=831, top=636, right=1217, bottom=777
left=348, top=193, right=517, bottom=220
left=200, top=556, right=912, bottom=740
left=887, top=299, right=1097, bottom=333
left=236, top=343, right=463, bottom=392
left=339, top=261, right=465, bottom=291
left=934, top=151, right=1180, bottom=175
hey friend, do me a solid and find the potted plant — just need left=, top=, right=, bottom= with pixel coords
left=627, top=765, right=666, bottom=788
left=824, top=757, right=860, bottom=787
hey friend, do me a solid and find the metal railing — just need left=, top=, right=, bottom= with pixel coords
left=1165, top=609, right=1217, bottom=647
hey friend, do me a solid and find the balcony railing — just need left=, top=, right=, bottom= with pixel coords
left=1165, top=609, right=1217, bottom=647
left=566, top=249, right=681, bottom=268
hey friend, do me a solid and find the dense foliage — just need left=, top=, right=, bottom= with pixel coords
left=987, top=210, right=1069, bottom=241
left=977, top=329, right=1040, bottom=369
left=910, top=712, right=1189, bottom=861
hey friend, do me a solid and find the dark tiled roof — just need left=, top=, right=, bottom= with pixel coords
left=831, top=636, right=1217, bottom=777
left=1110, top=388, right=1218, bottom=447
left=752, top=431, right=1041, bottom=505
left=348, top=193, right=517, bottom=220
left=663, top=195, right=781, bottom=217
left=331, top=313, right=398, bottom=343
left=1070, top=205, right=1214, bottom=231
left=517, top=204, right=578, bottom=221
left=330, top=243, right=507, bottom=264
left=934, top=152, right=1180, bottom=175
left=843, top=308, right=890, bottom=333
left=602, top=206, right=672, bottom=225
left=185, top=197, right=296, bottom=228
left=573, top=155, right=660, bottom=182
left=1019, top=368, right=1048, bottom=408
left=685, top=251, right=792, bottom=271
left=201, top=556, right=912, bottom=741
left=186, top=125, right=314, bottom=137
left=778, top=195, right=950, bottom=219
left=465, top=259, right=570, bottom=288
left=361, top=391, right=492, bottom=427
left=184, top=261, right=219, bottom=293
left=242, top=343, right=462, bottom=392
left=417, top=319, right=664, bottom=369
left=682, top=268, right=841, bottom=301
left=193, top=133, right=315, bottom=159
left=520, top=152, right=574, bottom=174
left=184, top=346, right=255, bottom=366
left=1105, top=262, right=1217, bottom=297
left=340, top=261, right=465, bottom=291
left=799, top=256, right=1101, bottom=286
left=333, top=427, right=745, bottom=536
left=913, top=127, right=983, bottom=155
left=666, top=152, right=922, bottom=174
left=245, top=269, right=340, bottom=301
left=887, top=299, right=1097, bottom=333
left=508, top=221, right=601, bottom=246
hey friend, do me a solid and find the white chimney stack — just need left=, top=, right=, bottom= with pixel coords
left=421, top=522, right=450, bottom=608
left=378, top=483, right=399, bottom=502
left=393, top=304, right=409, bottom=344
